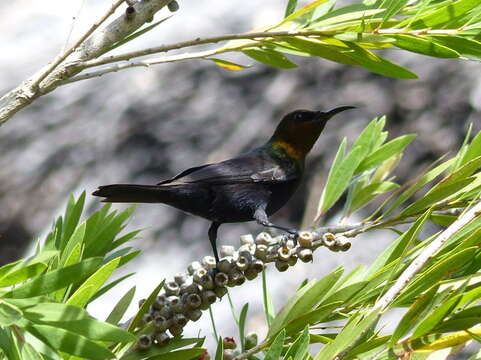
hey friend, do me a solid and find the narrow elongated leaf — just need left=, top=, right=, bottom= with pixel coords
left=239, top=303, right=249, bottom=351
left=350, top=181, right=400, bottom=213
left=278, top=0, right=330, bottom=26
left=392, top=35, right=459, bottom=58
left=208, top=58, right=248, bottom=71
left=285, top=301, right=343, bottom=335
left=265, top=329, right=286, bottom=360
left=60, top=222, right=86, bottom=266
left=383, top=157, right=454, bottom=216
left=380, top=0, right=409, bottom=23
left=407, top=0, right=481, bottom=29
left=0, top=263, right=47, bottom=287
left=314, top=310, right=380, bottom=359
left=28, top=324, right=114, bottom=359
left=215, top=336, right=223, bottom=360
left=106, top=286, right=136, bottom=325
left=391, top=285, right=439, bottom=345
left=20, top=343, right=43, bottom=360
left=312, top=9, right=386, bottom=28
left=121, top=338, right=203, bottom=360
left=285, top=0, right=298, bottom=18
left=356, top=134, right=416, bottom=174
left=344, top=42, right=418, bottom=79
left=268, top=267, right=343, bottom=338
left=281, top=37, right=359, bottom=65
left=284, top=326, right=310, bottom=360
left=67, top=257, right=121, bottom=307
left=243, top=49, right=298, bottom=69
left=128, top=280, right=165, bottom=331
left=0, top=327, right=21, bottom=360
left=148, top=348, right=206, bottom=360
left=61, top=192, right=86, bottom=250
left=432, top=36, right=481, bottom=60
left=4, top=257, right=102, bottom=298
left=262, top=270, right=275, bottom=327
left=0, top=300, right=22, bottom=326
left=90, top=272, right=135, bottom=303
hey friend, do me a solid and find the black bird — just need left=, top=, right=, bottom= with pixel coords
left=93, top=107, right=354, bottom=262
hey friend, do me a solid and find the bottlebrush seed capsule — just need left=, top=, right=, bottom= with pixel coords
left=255, top=232, right=272, bottom=245
left=275, top=259, right=289, bottom=272
left=244, top=267, right=258, bottom=280
left=186, top=308, right=202, bottom=321
left=167, top=0, right=179, bottom=12
left=240, top=234, right=255, bottom=245
left=164, top=281, right=180, bottom=296
left=277, top=246, right=292, bottom=261
left=220, top=245, right=235, bottom=258
left=298, top=248, right=313, bottom=263
left=254, top=244, right=268, bottom=260
left=173, top=313, right=187, bottom=327
left=251, top=259, right=265, bottom=273
left=188, top=261, right=202, bottom=275
left=174, top=273, right=187, bottom=285
left=217, top=258, right=234, bottom=273
left=214, top=286, right=228, bottom=298
left=186, top=293, right=202, bottom=308
left=169, top=324, right=183, bottom=337
left=235, top=255, right=250, bottom=271
left=202, top=256, right=217, bottom=270
left=298, top=231, right=314, bottom=248
left=214, top=272, right=229, bottom=287
left=193, top=268, right=208, bottom=284
left=137, top=334, right=152, bottom=349
left=154, top=331, right=170, bottom=344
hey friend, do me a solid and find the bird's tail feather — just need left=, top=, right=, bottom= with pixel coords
left=92, top=184, right=173, bottom=203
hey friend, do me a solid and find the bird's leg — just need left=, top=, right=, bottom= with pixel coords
left=208, top=222, right=221, bottom=264
left=254, top=208, right=298, bottom=245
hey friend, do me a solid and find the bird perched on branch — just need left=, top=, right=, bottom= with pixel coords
left=93, top=107, right=354, bottom=263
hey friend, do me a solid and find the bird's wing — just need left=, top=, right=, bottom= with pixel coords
left=158, top=153, right=297, bottom=185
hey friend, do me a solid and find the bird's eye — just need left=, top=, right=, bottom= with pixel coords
left=294, top=113, right=303, bottom=121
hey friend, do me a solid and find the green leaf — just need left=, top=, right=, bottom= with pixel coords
left=397, top=247, right=478, bottom=306
left=4, top=257, right=102, bottom=298
left=314, top=309, right=381, bottom=359
left=67, top=257, right=121, bottom=307
left=432, top=36, right=481, bottom=60
left=0, top=327, right=21, bottom=360
left=0, top=300, right=22, bottom=326
left=401, top=156, right=481, bottom=216
left=121, top=338, right=203, bottom=360
left=0, top=263, right=47, bottom=287
left=407, top=0, right=481, bottom=29
left=265, top=329, right=286, bottom=360
left=285, top=301, right=344, bottom=335
left=60, top=222, right=86, bottom=266
left=20, top=343, right=43, bottom=360
left=239, top=303, right=249, bottom=352
left=343, top=42, right=418, bottom=79
left=208, top=58, right=249, bottom=71
left=278, top=0, right=330, bottom=26
left=90, top=272, right=135, bottom=303
left=28, top=324, right=115, bottom=359
left=215, top=336, right=223, bottom=360
left=262, top=270, right=275, bottom=327
left=128, top=280, right=165, bottom=332
left=383, top=157, right=454, bottom=216
left=392, top=35, right=459, bottom=58
left=391, top=285, right=439, bottom=345
left=412, top=283, right=481, bottom=339
left=379, top=0, right=409, bottom=24
left=367, top=210, right=430, bottom=278
left=61, top=192, right=86, bottom=250
left=350, top=181, right=400, bottom=213
left=280, top=37, right=360, bottom=65
left=285, top=0, right=298, bottom=18
left=312, top=9, right=386, bottom=28
left=461, top=131, right=481, bottom=166
left=243, top=48, right=298, bottom=69
left=268, top=267, right=343, bottom=338
left=24, top=302, right=135, bottom=343
left=284, top=326, right=310, bottom=360
left=147, top=348, right=206, bottom=360
left=356, top=134, right=416, bottom=174
left=106, top=286, right=136, bottom=325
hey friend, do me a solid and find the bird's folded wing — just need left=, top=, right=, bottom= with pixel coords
left=158, top=155, right=296, bottom=185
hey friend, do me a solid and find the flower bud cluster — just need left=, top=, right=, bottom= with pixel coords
left=134, top=231, right=350, bottom=349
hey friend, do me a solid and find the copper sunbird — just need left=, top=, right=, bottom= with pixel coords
left=93, top=107, right=355, bottom=262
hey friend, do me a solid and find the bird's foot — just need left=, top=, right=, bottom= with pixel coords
left=280, top=229, right=299, bottom=247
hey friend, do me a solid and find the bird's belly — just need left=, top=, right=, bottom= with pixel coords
left=210, top=180, right=300, bottom=223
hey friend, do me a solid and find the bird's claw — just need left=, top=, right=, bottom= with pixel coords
left=279, top=229, right=299, bottom=247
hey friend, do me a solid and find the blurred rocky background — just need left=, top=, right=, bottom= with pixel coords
left=1, top=0, right=480, bottom=354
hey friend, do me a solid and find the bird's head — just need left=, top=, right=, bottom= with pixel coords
left=269, top=106, right=355, bottom=160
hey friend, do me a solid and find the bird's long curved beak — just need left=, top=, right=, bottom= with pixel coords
left=319, top=106, right=356, bottom=120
